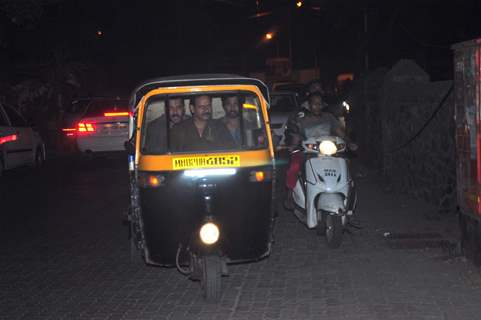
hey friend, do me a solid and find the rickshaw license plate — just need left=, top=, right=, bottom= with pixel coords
left=172, top=155, right=240, bottom=170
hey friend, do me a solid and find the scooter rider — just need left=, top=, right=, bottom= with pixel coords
left=300, top=80, right=325, bottom=110
left=284, top=91, right=345, bottom=208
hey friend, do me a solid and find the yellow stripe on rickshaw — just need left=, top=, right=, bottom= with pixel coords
left=138, top=150, right=272, bottom=171
left=172, top=154, right=240, bottom=170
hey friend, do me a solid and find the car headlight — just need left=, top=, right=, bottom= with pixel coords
left=199, top=222, right=220, bottom=245
left=319, top=140, right=337, bottom=155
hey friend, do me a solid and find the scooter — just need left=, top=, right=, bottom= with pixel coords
left=290, top=136, right=357, bottom=248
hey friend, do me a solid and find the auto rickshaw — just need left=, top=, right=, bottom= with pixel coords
left=125, top=74, right=276, bottom=300
left=453, top=38, right=481, bottom=266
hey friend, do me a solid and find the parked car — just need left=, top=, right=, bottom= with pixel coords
left=72, top=97, right=130, bottom=155
left=0, top=102, right=46, bottom=176
left=268, top=91, right=300, bottom=149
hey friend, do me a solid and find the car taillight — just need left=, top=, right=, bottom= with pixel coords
left=77, top=122, right=95, bottom=134
left=0, top=134, right=18, bottom=145
left=62, top=128, right=76, bottom=137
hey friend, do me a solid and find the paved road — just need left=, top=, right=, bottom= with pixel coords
left=1, top=155, right=480, bottom=320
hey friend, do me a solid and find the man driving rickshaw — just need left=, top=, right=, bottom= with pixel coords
left=170, top=95, right=235, bottom=151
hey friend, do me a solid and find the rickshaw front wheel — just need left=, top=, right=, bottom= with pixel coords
left=201, top=255, right=222, bottom=302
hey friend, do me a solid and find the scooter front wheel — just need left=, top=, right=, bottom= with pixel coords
left=201, top=256, right=222, bottom=302
left=316, top=211, right=326, bottom=236
left=325, top=215, right=343, bottom=249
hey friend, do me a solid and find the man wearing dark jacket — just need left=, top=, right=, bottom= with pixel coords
left=171, top=95, right=235, bottom=152
left=284, top=92, right=345, bottom=208
left=144, top=97, right=189, bottom=153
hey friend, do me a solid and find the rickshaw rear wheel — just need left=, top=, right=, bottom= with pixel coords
left=325, top=215, right=343, bottom=249
left=129, top=221, right=136, bottom=261
left=201, top=255, right=222, bottom=302
left=461, top=215, right=481, bottom=267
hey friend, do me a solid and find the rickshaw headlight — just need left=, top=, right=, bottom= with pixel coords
left=199, top=222, right=220, bottom=245
left=319, top=140, right=337, bottom=155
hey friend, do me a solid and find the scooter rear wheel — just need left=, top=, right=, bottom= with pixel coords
left=325, top=215, right=343, bottom=249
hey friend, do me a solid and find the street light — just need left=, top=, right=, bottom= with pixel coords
left=264, top=32, right=280, bottom=57
left=296, top=1, right=303, bottom=8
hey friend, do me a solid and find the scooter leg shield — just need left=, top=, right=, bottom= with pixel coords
left=317, top=193, right=346, bottom=214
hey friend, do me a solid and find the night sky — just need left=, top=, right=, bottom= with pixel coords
left=0, top=0, right=480, bottom=95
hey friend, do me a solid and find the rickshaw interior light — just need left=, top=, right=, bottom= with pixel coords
left=243, top=103, right=257, bottom=110
left=199, top=222, right=220, bottom=245
left=104, top=112, right=130, bottom=117
left=184, top=168, right=237, bottom=178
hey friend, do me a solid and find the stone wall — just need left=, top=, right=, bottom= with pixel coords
left=349, top=60, right=456, bottom=213
left=348, top=68, right=388, bottom=168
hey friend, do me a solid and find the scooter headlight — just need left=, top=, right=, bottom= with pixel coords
left=319, top=140, right=337, bottom=155
left=199, top=222, right=220, bottom=245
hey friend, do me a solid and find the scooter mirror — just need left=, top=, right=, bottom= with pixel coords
left=348, top=142, right=358, bottom=152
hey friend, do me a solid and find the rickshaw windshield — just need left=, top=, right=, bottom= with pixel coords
left=140, top=91, right=268, bottom=154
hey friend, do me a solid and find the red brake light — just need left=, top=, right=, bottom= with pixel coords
left=0, top=134, right=18, bottom=145
left=104, top=112, right=130, bottom=117
left=77, top=122, right=95, bottom=134
left=62, top=128, right=76, bottom=137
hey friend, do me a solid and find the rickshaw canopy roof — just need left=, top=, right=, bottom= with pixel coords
left=130, top=74, right=270, bottom=109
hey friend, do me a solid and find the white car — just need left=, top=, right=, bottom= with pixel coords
left=268, top=91, right=300, bottom=149
left=0, top=103, right=46, bottom=176
left=75, top=97, right=130, bottom=154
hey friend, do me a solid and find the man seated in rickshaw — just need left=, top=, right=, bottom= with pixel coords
left=144, top=97, right=189, bottom=153
left=171, top=95, right=235, bottom=151
left=220, top=95, right=257, bottom=146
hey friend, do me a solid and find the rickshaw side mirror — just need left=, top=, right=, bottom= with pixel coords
left=124, top=140, right=135, bottom=155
